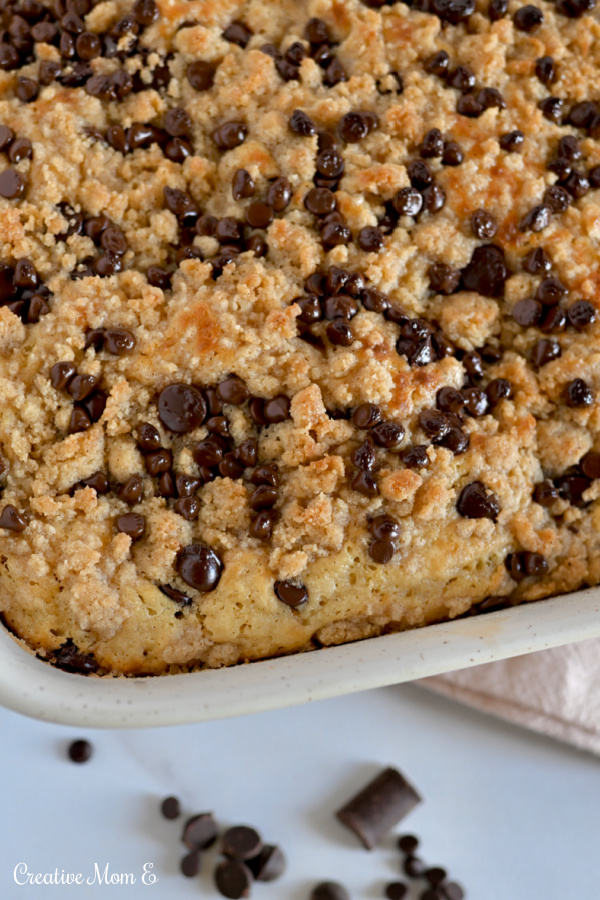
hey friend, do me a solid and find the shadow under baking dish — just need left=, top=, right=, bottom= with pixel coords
left=1, top=587, right=599, bottom=728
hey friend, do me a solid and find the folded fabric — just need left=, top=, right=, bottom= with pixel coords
left=419, top=637, right=600, bottom=756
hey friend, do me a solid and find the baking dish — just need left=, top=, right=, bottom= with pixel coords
left=1, top=587, right=599, bottom=728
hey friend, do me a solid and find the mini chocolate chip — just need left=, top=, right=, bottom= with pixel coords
left=0, top=125, right=15, bottom=151
left=289, top=109, right=316, bottom=136
left=68, top=739, right=92, bottom=763
left=327, top=320, right=354, bottom=346
left=246, top=202, right=273, bottom=229
left=471, top=209, right=497, bottom=239
left=178, top=544, right=223, bottom=592
left=369, top=513, right=401, bottom=542
left=16, top=76, right=38, bottom=103
left=565, top=377, right=593, bottom=407
left=214, top=860, right=253, bottom=899
left=512, top=298, right=543, bottom=327
left=351, top=470, right=379, bottom=495
left=250, top=510, right=274, bottom=540
left=352, top=403, right=382, bottom=429
left=250, top=466, right=278, bottom=487
left=369, top=540, right=394, bottom=564
left=164, top=107, right=191, bottom=138
left=116, top=512, right=145, bottom=540
left=216, top=375, right=250, bottom=405
left=422, top=184, right=446, bottom=214
left=520, top=205, right=551, bottom=233
left=558, top=136, right=581, bottom=161
left=568, top=300, right=596, bottom=330
left=213, top=121, right=247, bottom=151
left=556, top=473, right=591, bottom=506
left=0, top=169, right=26, bottom=200
left=144, top=448, right=172, bottom=476
left=568, top=101, right=597, bottom=129
left=540, top=305, right=567, bottom=333
left=218, top=452, right=245, bottom=479
left=157, top=471, right=176, bottom=497
left=589, top=165, right=600, bottom=188
left=32, top=22, right=58, bottom=44
left=419, top=128, right=444, bottom=158
left=81, top=391, right=107, bottom=423
left=304, top=187, right=336, bottom=217
left=68, top=407, right=92, bottom=433
left=544, top=185, right=571, bottom=213
left=67, top=373, right=100, bottom=401
left=534, top=56, right=556, bottom=88
left=531, top=338, right=561, bottom=367
left=486, top=378, right=513, bottom=404
left=274, top=580, right=308, bottom=608
left=457, top=481, right=500, bottom=519
left=235, top=439, right=258, bottom=468
left=323, top=294, right=358, bottom=320
left=180, top=852, right=201, bottom=878
left=248, top=485, right=277, bottom=511
left=357, top=226, right=385, bottom=252
left=50, top=361, right=76, bottom=390
left=338, top=111, right=374, bottom=143
left=193, top=439, right=223, bottom=468
left=352, top=438, right=376, bottom=471
left=223, top=20, right=253, bottom=47
left=361, top=287, right=390, bottom=313
left=401, top=445, right=430, bottom=468
left=403, top=856, right=427, bottom=878
left=103, top=327, right=135, bottom=355
left=407, top=159, right=433, bottom=190
left=158, top=383, right=206, bottom=433
left=540, top=97, right=563, bottom=123
left=266, top=177, right=292, bottom=212
left=447, top=65, right=475, bottom=92
left=275, top=56, right=300, bottom=81
left=393, top=187, right=423, bottom=217
left=442, top=140, right=464, bottom=165
left=457, top=94, right=484, bottom=118
left=187, top=60, right=214, bottom=91
left=424, top=50, right=449, bottom=77
left=533, top=480, right=559, bottom=506
left=324, top=57, right=347, bottom=87
left=523, top=247, right=551, bottom=274
left=262, top=395, right=290, bottom=424
left=514, top=4, right=543, bottom=29
left=500, top=130, right=524, bottom=152
left=547, top=157, right=572, bottom=180
left=79, top=471, right=109, bottom=494
left=581, top=451, right=600, bottom=480
left=316, top=147, right=344, bottom=179
left=489, top=0, right=509, bottom=16
left=118, top=474, right=143, bottom=505
left=0, top=505, right=27, bottom=531
left=136, top=423, right=161, bottom=452
left=477, top=87, right=506, bottom=110
left=173, top=496, right=199, bottom=520
left=296, top=295, right=322, bottom=323
left=432, top=333, right=456, bottom=358
left=564, top=170, right=590, bottom=198
left=305, top=17, right=331, bottom=44
left=536, top=277, right=566, bottom=305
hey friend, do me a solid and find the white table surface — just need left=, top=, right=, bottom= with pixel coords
left=2, top=682, right=599, bottom=899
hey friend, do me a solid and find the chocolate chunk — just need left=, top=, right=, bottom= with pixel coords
left=158, top=383, right=206, bottom=433
left=180, top=852, right=201, bottom=878
left=336, top=766, right=422, bottom=849
left=50, top=361, right=76, bottom=390
left=568, top=300, right=596, bottom=330
left=471, top=209, right=497, bottom=240
left=178, top=544, right=223, bottom=591
left=68, top=739, right=92, bottom=763
left=187, top=60, right=215, bottom=91
left=51, top=639, right=99, bottom=675
left=222, top=826, right=263, bottom=861
left=461, top=244, right=507, bottom=297
left=274, top=580, right=308, bottom=608
left=531, top=338, right=561, bottom=367
left=0, top=505, right=27, bottom=531
left=116, top=512, right=146, bottom=540
left=311, top=884, right=350, bottom=900
left=456, top=481, right=500, bottom=520
left=500, top=130, right=524, bottom=152
left=514, top=4, right=543, bottom=30
left=246, top=845, right=286, bottom=882
left=214, top=860, right=252, bottom=899
left=565, top=377, right=593, bottom=407
left=0, top=168, right=26, bottom=200
left=212, top=121, right=247, bottom=151
left=182, top=813, right=218, bottom=850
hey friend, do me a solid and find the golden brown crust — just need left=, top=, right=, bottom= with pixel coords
left=0, top=0, right=599, bottom=674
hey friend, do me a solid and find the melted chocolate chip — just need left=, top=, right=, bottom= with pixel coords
left=157, top=383, right=207, bottom=433
left=178, top=544, right=223, bottom=592
left=461, top=244, right=508, bottom=297
left=51, top=639, right=99, bottom=675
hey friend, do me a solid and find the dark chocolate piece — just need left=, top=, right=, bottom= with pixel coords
left=336, top=766, right=422, bottom=849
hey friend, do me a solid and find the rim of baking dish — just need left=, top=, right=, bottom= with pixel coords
left=1, top=587, right=599, bottom=728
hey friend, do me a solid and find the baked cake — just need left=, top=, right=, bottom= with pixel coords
left=0, top=0, right=599, bottom=675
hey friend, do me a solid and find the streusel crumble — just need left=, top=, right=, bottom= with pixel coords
left=0, top=0, right=599, bottom=674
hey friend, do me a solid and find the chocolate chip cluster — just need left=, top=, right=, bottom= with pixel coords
left=0, top=256, right=51, bottom=322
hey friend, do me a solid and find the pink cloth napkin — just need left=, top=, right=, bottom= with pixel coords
left=419, top=637, right=600, bottom=756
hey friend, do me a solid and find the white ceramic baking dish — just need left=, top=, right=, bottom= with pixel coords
left=1, top=586, right=599, bottom=728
